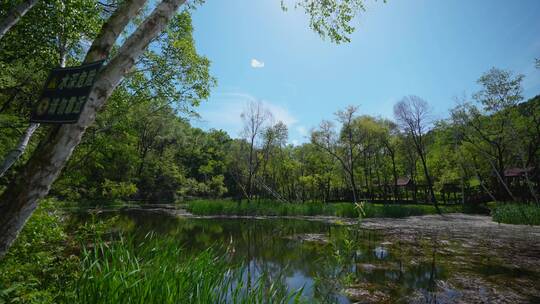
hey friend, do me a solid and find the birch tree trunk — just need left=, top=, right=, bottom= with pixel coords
left=0, top=0, right=147, bottom=179
left=0, top=123, right=39, bottom=178
left=0, top=0, right=39, bottom=40
left=0, top=53, right=65, bottom=178
left=0, top=0, right=176, bottom=259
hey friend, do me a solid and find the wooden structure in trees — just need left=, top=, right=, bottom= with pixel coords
left=504, top=167, right=537, bottom=202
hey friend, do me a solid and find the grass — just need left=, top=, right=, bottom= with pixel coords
left=186, top=199, right=463, bottom=218
left=490, top=203, right=540, bottom=225
left=0, top=200, right=304, bottom=304
left=77, top=235, right=303, bottom=304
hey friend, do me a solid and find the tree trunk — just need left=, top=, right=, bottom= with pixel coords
left=0, top=0, right=146, bottom=178
left=389, top=150, right=398, bottom=200
left=0, top=123, right=39, bottom=178
left=0, top=0, right=39, bottom=40
left=0, top=0, right=182, bottom=259
left=247, top=137, right=255, bottom=202
left=0, top=50, right=68, bottom=178
left=419, top=152, right=440, bottom=212
left=348, top=168, right=358, bottom=204
left=411, top=132, right=440, bottom=212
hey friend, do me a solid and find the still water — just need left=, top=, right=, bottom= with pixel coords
left=78, top=211, right=540, bottom=303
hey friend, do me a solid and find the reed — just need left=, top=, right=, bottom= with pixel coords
left=491, top=203, right=540, bottom=225
left=76, top=234, right=303, bottom=303
left=187, top=199, right=461, bottom=218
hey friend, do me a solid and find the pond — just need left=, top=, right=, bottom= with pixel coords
left=80, top=211, right=540, bottom=303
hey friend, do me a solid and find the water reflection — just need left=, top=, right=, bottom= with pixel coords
left=76, top=212, right=453, bottom=303
left=373, top=246, right=388, bottom=259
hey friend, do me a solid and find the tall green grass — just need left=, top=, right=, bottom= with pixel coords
left=491, top=203, right=540, bottom=225
left=186, top=200, right=462, bottom=218
left=76, top=234, right=303, bottom=304
left=1, top=201, right=304, bottom=303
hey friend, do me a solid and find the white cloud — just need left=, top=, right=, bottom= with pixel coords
left=250, top=58, right=265, bottom=68
left=296, top=125, right=308, bottom=137
left=262, top=100, right=297, bottom=126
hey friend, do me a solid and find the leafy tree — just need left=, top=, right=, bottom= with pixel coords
left=451, top=68, right=525, bottom=201
left=0, top=0, right=171, bottom=258
left=282, top=0, right=367, bottom=43
left=0, top=0, right=39, bottom=40
left=0, top=0, right=103, bottom=178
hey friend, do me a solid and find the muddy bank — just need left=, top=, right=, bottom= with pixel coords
left=360, top=214, right=540, bottom=270
left=356, top=214, right=540, bottom=304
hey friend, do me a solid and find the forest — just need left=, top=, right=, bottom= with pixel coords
left=0, top=0, right=540, bottom=303
left=5, top=58, right=539, bottom=209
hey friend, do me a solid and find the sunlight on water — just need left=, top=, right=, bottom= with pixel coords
left=76, top=212, right=539, bottom=303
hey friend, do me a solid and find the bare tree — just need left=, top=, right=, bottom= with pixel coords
left=240, top=100, right=272, bottom=201
left=0, top=0, right=39, bottom=40
left=394, top=96, right=440, bottom=212
left=0, top=0, right=182, bottom=259
left=311, top=105, right=361, bottom=203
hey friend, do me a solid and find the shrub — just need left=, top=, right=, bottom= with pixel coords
left=491, top=203, right=540, bottom=225
left=0, top=200, right=79, bottom=303
left=101, top=179, right=137, bottom=200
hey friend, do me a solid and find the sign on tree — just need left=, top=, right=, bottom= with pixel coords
left=30, top=60, right=105, bottom=124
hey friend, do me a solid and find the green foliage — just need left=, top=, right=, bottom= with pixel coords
left=186, top=200, right=461, bottom=218
left=101, top=179, right=138, bottom=201
left=491, top=203, right=540, bottom=225
left=354, top=201, right=366, bottom=221
left=208, top=175, right=228, bottom=198
left=284, top=0, right=368, bottom=44
left=32, top=10, right=225, bottom=204
left=0, top=200, right=303, bottom=304
left=0, top=200, right=78, bottom=303
left=363, top=203, right=459, bottom=217
left=0, top=0, right=102, bottom=65
left=76, top=235, right=303, bottom=304
left=0, top=199, right=126, bottom=304
left=474, top=68, right=524, bottom=113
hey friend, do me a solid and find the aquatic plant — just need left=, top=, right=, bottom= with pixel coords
left=76, top=234, right=304, bottom=304
left=187, top=199, right=462, bottom=218
left=491, top=203, right=540, bottom=225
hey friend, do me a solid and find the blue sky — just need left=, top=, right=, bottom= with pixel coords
left=189, top=0, right=540, bottom=144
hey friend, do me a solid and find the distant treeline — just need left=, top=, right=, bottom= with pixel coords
left=2, top=67, right=538, bottom=205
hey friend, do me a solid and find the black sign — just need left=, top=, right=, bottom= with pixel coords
left=30, top=60, right=105, bottom=124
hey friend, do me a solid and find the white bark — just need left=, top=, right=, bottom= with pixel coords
left=0, top=0, right=181, bottom=259
left=0, top=0, right=39, bottom=40
left=0, top=0, right=147, bottom=181
left=84, top=0, right=148, bottom=62
left=0, top=123, right=39, bottom=178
